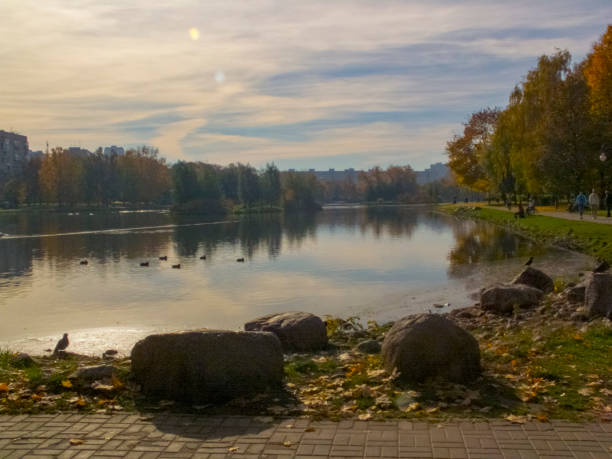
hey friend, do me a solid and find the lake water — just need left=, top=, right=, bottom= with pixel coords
left=0, top=206, right=591, bottom=356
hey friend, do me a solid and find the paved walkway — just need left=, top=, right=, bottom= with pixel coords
left=0, top=414, right=611, bottom=459
left=481, top=205, right=612, bottom=225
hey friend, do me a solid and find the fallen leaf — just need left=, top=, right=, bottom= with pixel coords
left=357, top=413, right=372, bottom=420
left=505, top=414, right=527, bottom=424
left=404, top=402, right=420, bottom=412
left=536, top=414, right=548, bottom=422
left=305, top=427, right=316, bottom=432
left=578, top=388, right=594, bottom=397
left=61, top=380, right=72, bottom=388
left=283, top=441, right=292, bottom=447
left=69, top=439, right=83, bottom=446
left=228, top=447, right=239, bottom=452
left=75, top=398, right=86, bottom=407
left=0, top=383, right=8, bottom=392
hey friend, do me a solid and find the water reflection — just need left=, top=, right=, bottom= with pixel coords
left=0, top=206, right=591, bottom=354
left=447, top=219, right=546, bottom=277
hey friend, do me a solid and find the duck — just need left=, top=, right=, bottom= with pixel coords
left=200, top=255, right=207, bottom=260
left=140, top=261, right=149, bottom=267
left=236, top=257, right=245, bottom=262
left=159, top=256, right=168, bottom=261
left=80, top=260, right=88, bottom=265
left=172, top=264, right=181, bottom=269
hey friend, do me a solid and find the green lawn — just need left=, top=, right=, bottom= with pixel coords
left=441, top=205, right=612, bottom=263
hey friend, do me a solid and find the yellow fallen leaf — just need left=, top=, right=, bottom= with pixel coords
left=61, top=380, right=72, bottom=388
left=536, top=414, right=548, bottom=422
left=505, top=414, right=527, bottom=424
left=0, top=383, right=8, bottom=392
left=75, top=398, right=86, bottom=407
left=30, top=394, right=42, bottom=401
left=404, top=402, right=420, bottom=412
left=357, top=413, right=372, bottom=420
left=572, top=334, right=584, bottom=341
left=283, top=441, right=292, bottom=447
left=112, top=375, right=124, bottom=389
left=228, top=447, right=239, bottom=452
left=426, top=407, right=440, bottom=414
left=69, top=439, right=83, bottom=446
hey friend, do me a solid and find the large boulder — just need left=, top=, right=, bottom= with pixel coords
left=585, top=273, right=612, bottom=318
left=511, top=267, right=554, bottom=293
left=131, top=330, right=283, bottom=402
left=381, top=314, right=480, bottom=384
left=480, top=284, right=544, bottom=314
left=244, top=312, right=327, bottom=352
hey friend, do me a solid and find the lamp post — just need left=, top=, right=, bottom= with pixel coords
left=601, top=146, right=609, bottom=217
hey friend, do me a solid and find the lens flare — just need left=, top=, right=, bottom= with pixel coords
left=189, top=28, right=200, bottom=40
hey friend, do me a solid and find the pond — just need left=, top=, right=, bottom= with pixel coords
left=0, top=206, right=591, bottom=355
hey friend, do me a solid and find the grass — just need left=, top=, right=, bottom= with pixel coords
left=1, top=312, right=610, bottom=421
left=441, top=204, right=612, bottom=263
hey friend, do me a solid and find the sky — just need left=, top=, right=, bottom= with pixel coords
left=1, top=1, right=611, bottom=171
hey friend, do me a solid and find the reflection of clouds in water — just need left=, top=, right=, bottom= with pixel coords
left=0, top=207, right=596, bottom=355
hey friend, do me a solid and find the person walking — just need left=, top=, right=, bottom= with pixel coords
left=605, top=190, right=612, bottom=218
left=575, top=192, right=587, bottom=220
left=589, top=189, right=600, bottom=219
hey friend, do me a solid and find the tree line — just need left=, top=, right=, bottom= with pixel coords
left=447, top=25, right=612, bottom=202
left=1, top=149, right=469, bottom=212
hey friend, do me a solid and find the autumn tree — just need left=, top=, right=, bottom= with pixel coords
left=447, top=108, right=500, bottom=192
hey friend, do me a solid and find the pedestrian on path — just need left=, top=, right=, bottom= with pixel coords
left=589, top=189, right=600, bottom=219
left=605, top=190, right=612, bottom=218
left=575, top=192, right=587, bottom=219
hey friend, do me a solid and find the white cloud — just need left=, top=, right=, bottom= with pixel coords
left=1, top=0, right=610, bottom=167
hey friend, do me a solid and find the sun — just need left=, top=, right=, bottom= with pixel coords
left=189, top=28, right=200, bottom=41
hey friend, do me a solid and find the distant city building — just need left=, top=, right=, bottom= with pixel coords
left=66, top=147, right=91, bottom=158
left=0, top=130, right=29, bottom=183
left=284, top=163, right=448, bottom=185
left=415, top=162, right=449, bottom=185
left=27, top=150, right=44, bottom=160
left=103, top=145, right=125, bottom=156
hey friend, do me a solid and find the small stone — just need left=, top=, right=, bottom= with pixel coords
left=356, top=339, right=381, bottom=354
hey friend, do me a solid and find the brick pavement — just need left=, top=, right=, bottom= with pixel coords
left=0, top=414, right=610, bottom=459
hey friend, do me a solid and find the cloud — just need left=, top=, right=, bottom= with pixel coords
left=1, top=0, right=610, bottom=168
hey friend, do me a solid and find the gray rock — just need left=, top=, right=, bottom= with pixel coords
left=480, top=284, right=544, bottom=314
left=564, top=273, right=592, bottom=303
left=131, top=330, right=283, bottom=403
left=11, top=353, right=36, bottom=368
left=70, top=365, right=115, bottom=382
left=511, top=267, right=554, bottom=293
left=244, top=312, right=327, bottom=352
left=585, top=273, right=612, bottom=318
left=356, top=339, right=381, bottom=354
left=381, top=314, right=480, bottom=384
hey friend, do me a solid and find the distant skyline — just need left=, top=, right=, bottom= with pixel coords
left=2, top=1, right=611, bottom=170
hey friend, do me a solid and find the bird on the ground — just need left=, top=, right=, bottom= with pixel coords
left=593, top=260, right=610, bottom=273
left=159, top=256, right=167, bottom=261
left=524, top=256, right=534, bottom=266
left=172, top=264, right=181, bottom=269
left=80, top=260, right=88, bottom=265
left=140, top=261, right=149, bottom=267
left=236, top=257, right=245, bottom=262
left=53, top=333, right=69, bottom=354
left=200, top=255, right=206, bottom=260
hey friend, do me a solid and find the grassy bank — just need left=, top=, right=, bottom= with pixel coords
left=2, top=305, right=611, bottom=422
left=440, top=204, right=612, bottom=263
